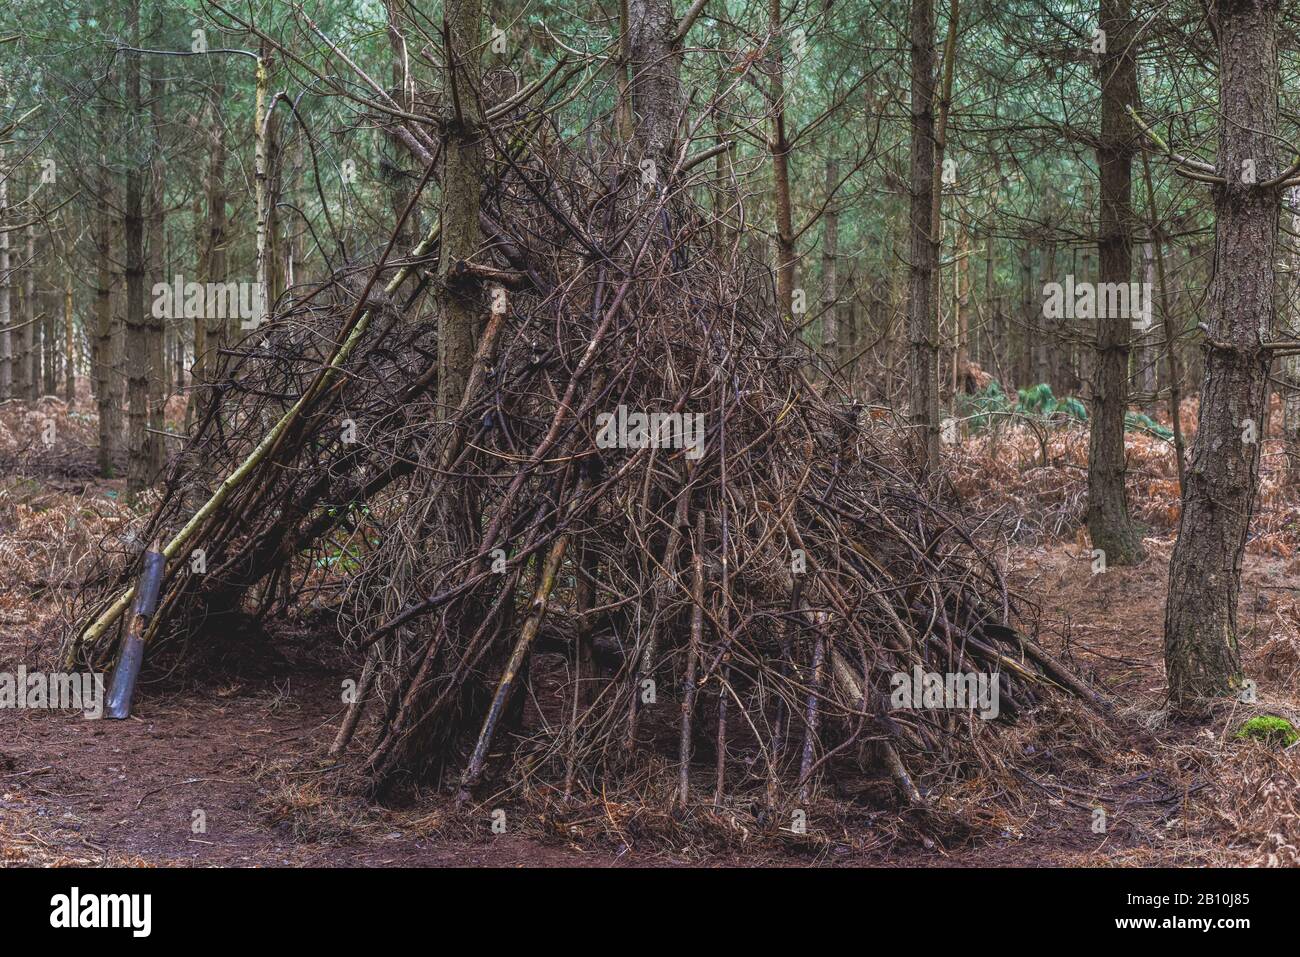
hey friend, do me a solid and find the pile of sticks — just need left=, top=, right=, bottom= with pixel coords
left=69, top=98, right=1096, bottom=810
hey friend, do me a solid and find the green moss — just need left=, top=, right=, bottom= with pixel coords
left=1235, top=716, right=1299, bottom=748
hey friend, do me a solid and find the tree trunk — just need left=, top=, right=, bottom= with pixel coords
left=931, top=0, right=959, bottom=399
left=189, top=73, right=227, bottom=431
left=1137, top=241, right=1158, bottom=405
left=1165, top=0, right=1279, bottom=709
left=908, top=0, right=940, bottom=471
left=627, top=0, right=681, bottom=174
left=384, top=0, right=417, bottom=255
left=94, top=167, right=120, bottom=478
left=42, top=290, right=56, bottom=395
left=768, top=0, right=796, bottom=318
left=23, top=223, right=37, bottom=399
left=64, top=270, right=75, bottom=403
left=365, top=0, right=489, bottom=788
left=955, top=208, right=970, bottom=392
left=437, top=0, right=486, bottom=414
left=1139, top=152, right=1186, bottom=492
left=1283, top=186, right=1300, bottom=480
left=124, top=0, right=149, bottom=498
left=254, top=45, right=273, bottom=331
left=1018, top=241, right=1032, bottom=388
left=147, top=65, right=167, bottom=475
left=821, top=155, right=839, bottom=375
left=0, top=153, right=9, bottom=401
left=1086, top=0, right=1145, bottom=565
left=17, top=222, right=33, bottom=397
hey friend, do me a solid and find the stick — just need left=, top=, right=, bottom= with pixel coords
left=104, top=539, right=165, bottom=720
left=677, top=511, right=706, bottom=807
left=714, top=658, right=729, bottom=806
left=628, top=470, right=693, bottom=748
left=797, top=629, right=826, bottom=805
left=329, top=649, right=378, bottom=757
left=68, top=207, right=443, bottom=665
left=828, top=648, right=924, bottom=806
left=458, top=528, right=573, bottom=801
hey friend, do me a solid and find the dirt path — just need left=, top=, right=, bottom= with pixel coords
left=0, top=545, right=1201, bottom=869
left=1, top=673, right=659, bottom=866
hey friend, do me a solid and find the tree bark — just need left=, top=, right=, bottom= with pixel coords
left=931, top=0, right=959, bottom=398
left=1137, top=241, right=1158, bottom=404
left=94, top=165, right=119, bottom=477
left=437, top=0, right=486, bottom=414
left=1086, top=0, right=1145, bottom=565
left=627, top=0, right=681, bottom=172
left=254, top=44, right=274, bottom=331
left=908, top=0, right=940, bottom=471
left=23, top=223, right=36, bottom=400
left=821, top=154, right=839, bottom=375
left=189, top=72, right=227, bottom=431
left=768, top=0, right=796, bottom=318
left=1140, top=151, right=1186, bottom=493
left=124, top=0, right=149, bottom=498
left=384, top=0, right=418, bottom=255
left=1284, top=187, right=1300, bottom=481
left=361, top=0, right=490, bottom=787
left=147, top=63, right=167, bottom=475
left=64, top=270, right=75, bottom=403
left=955, top=207, right=970, bottom=392
left=0, top=151, right=9, bottom=401
left=1165, top=0, right=1279, bottom=708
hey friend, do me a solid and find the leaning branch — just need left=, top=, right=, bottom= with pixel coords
left=68, top=181, right=442, bottom=663
left=1125, top=105, right=1226, bottom=185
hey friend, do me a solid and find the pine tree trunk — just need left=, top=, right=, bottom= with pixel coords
left=384, top=0, right=417, bottom=254
left=124, top=0, right=149, bottom=498
left=908, top=0, right=940, bottom=471
left=1086, top=0, right=1145, bottom=565
left=1165, top=0, right=1279, bottom=709
left=43, top=295, right=56, bottom=395
left=1137, top=241, right=1158, bottom=405
left=1283, top=187, right=1300, bottom=480
left=0, top=155, right=8, bottom=401
left=931, top=0, right=959, bottom=398
left=64, top=271, right=75, bottom=403
left=627, top=0, right=681, bottom=174
left=768, top=0, right=796, bottom=319
left=955, top=209, right=970, bottom=391
left=821, top=155, right=839, bottom=376
left=254, top=45, right=273, bottom=331
left=1018, top=241, right=1032, bottom=388
left=15, top=222, right=32, bottom=400
left=437, top=0, right=486, bottom=414
left=28, top=226, right=43, bottom=397
left=1039, top=236, right=1055, bottom=388
left=189, top=73, right=226, bottom=431
left=147, top=64, right=167, bottom=475
left=364, top=0, right=488, bottom=789
left=94, top=167, right=120, bottom=478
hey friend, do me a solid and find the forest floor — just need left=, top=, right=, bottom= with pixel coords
left=3, top=393, right=1300, bottom=867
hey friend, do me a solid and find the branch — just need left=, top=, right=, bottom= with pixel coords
left=674, top=0, right=711, bottom=44
left=1262, top=153, right=1300, bottom=189
left=680, top=140, right=732, bottom=173
left=1126, top=105, right=1225, bottom=184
